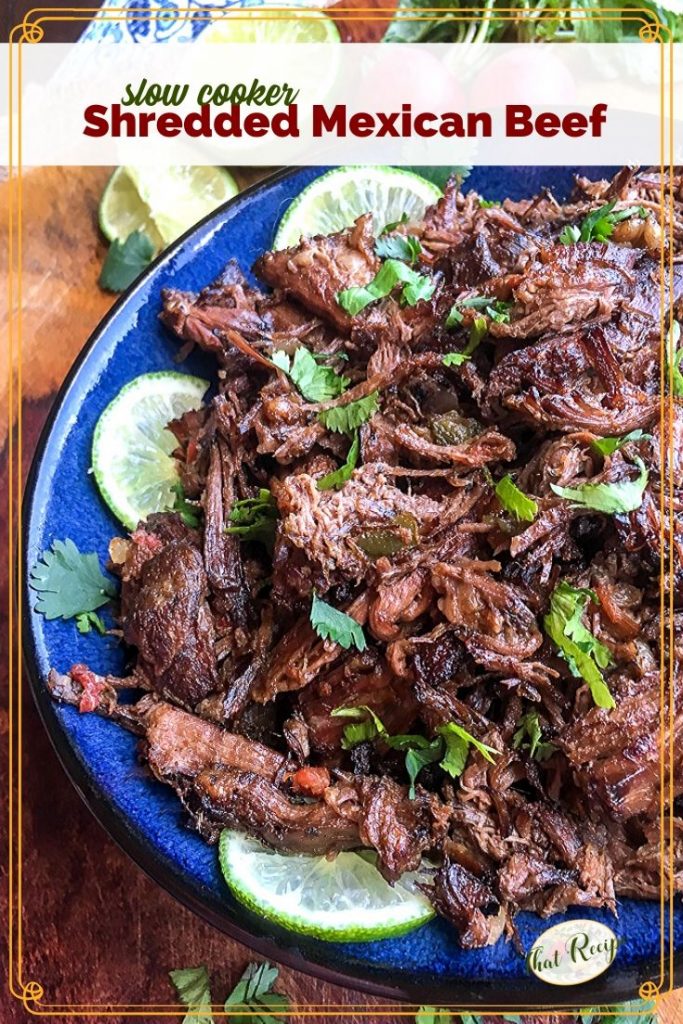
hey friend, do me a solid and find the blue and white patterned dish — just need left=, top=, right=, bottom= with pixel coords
left=81, top=0, right=331, bottom=43
left=23, top=165, right=681, bottom=1004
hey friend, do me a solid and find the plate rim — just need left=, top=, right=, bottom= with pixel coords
left=20, top=164, right=675, bottom=1006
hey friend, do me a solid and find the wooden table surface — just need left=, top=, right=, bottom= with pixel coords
left=1, top=3, right=681, bottom=1021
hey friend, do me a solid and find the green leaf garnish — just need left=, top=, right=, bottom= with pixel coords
left=310, top=592, right=366, bottom=651
left=550, top=456, right=648, bottom=514
left=30, top=539, right=116, bottom=621
left=591, top=429, right=650, bottom=458
left=316, top=432, right=360, bottom=491
left=380, top=212, right=409, bottom=234
left=224, top=961, right=289, bottom=1024
left=437, top=722, right=499, bottom=779
left=337, top=259, right=435, bottom=315
left=559, top=201, right=648, bottom=245
left=318, top=391, right=379, bottom=434
left=169, top=965, right=213, bottom=1024
left=404, top=738, right=443, bottom=798
left=478, top=198, right=501, bottom=209
left=512, top=711, right=556, bottom=762
left=543, top=581, right=615, bottom=709
left=170, top=481, right=201, bottom=528
left=447, top=296, right=512, bottom=325
left=415, top=1007, right=452, bottom=1024
left=226, top=490, right=278, bottom=551
left=99, top=229, right=155, bottom=292
left=75, top=611, right=107, bottom=635
left=375, top=233, right=422, bottom=265
left=495, top=474, right=538, bottom=523
left=331, top=704, right=388, bottom=749
left=442, top=351, right=470, bottom=367
left=271, top=347, right=350, bottom=402
left=666, top=320, right=683, bottom=397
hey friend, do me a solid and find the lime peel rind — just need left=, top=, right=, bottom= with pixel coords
left=218, top=830, right=435, bottom=943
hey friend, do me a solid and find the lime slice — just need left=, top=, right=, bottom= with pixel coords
left=99, top=166, right=240, bottom=250
left=199, top=9, right=341, bottom=45
left=218, top=830, right=435, bottom=942
left=273, top=166, right=442, bottom=250
left=92, top=372, right=209, bottom=530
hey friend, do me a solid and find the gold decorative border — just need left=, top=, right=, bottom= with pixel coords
left=5, top=4, right=675, bottom=1017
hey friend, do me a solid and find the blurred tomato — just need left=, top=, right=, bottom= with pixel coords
left=471, top=50, right=577, bottom=109
left=362, top=48, right=467, bottom=115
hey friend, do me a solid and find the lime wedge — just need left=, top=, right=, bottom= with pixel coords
left=273, top=166, right=442, bottom=250
left=99, top=166, right=239, bottom=250
left=218, top=830, right=435, bottom=942
left=92, top=372, right=209, bottom=530
left=199, top=9, right=341, bottom=45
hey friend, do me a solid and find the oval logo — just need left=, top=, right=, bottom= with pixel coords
left=526, top=920, right=620, bottom=986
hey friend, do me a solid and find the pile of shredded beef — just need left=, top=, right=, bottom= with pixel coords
left=49, top=166, right=683, bottom=950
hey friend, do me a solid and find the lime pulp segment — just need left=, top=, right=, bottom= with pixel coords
left=273, top=166, right=442, bottom=250
left=218, top=830, right=435, bottom=942
left=92, top=372, right=209, bottom=531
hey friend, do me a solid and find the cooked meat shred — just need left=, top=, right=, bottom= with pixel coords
left=48, top=166, right=683, bottom=950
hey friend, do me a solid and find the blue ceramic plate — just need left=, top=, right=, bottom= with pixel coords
left=23, top=166, right=681, bottom=1005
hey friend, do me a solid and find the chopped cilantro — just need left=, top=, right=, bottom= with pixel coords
left=169, top=965, right=213, bottom=1024
left=316, top=432, right=360, bottom=491
left=224, top=961, right=289, bottom=1023
left=551, top=456, right=648, bottom=514
left=271, top=347, right=349, bottom=402
left=512, top=711, right=556, bottom=761
left=591, top=429, right=650, bottom=458
left=559, top=201, right=648, bottom=245
left=437, top=722, right=499, bottom=779
left=75, top=611, right=107, bottom=635
left=226, top=490, right=278, bottom=551
left=99, top=230, right=155, bottom=292
left=318, top=391, right=379, bottom=434
left=375, top=233, right=422, bottom=265
left=170, top=481, right=201, bottom=528
left=310, top=592, right=366, bottom=651
left=337, top=259, right=435, bottom=315
left=30, top=539, right=116, bottom=621
left=543, top=581, right=615, bottom=709
left=495, top=474, right=538, bottom=523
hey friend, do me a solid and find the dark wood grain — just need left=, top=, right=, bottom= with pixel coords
left=0, top=3, right=679, bottom=1020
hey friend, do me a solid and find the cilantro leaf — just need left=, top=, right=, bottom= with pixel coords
left=445, top=305, right=464, bottom=328
left=442, top=351, right=470, bottom=367
left=448, top=296, right=512, bottom=324
left=170, top=481, right=201, bottom=528
left=543, top=581, right=615, bottom=709
left=404, top=738, right=443, bottom=798
left=478, top=198, right=501, bottom=209
left=381, top=212, right=409, bottom=234
left=30, top=539, right=116, bottom=621
left=375, top=234, right=422, bottom=265
left=99, top=230, right=155, bottom=292
left=512, top=711, right=556, bottom=762
left=415, top=1008, right=452, bottom=1024
left=226, top=489, right=278, bottom=552
left=495, top=474, right=538, bottom=523
left=437, top=722, right=498, bottom=779
left=317, top=432, right=359, bottom=491
left=331, top=704, right=388, bottom=749
left=666, top=320, right=683, bottom=397
left=75, top=611, right=107, bottom=635
left=591, top=429, right=650, bottom=458
left=337, top=259, right=435, bottom=316
left=559, top=224, right=581, bottom=245
left=310, top=592, right=366, bottom=651
left=551, top=456, right=648, bottom=514
left=224, top=962, right=289, bottom=1024
left=318, top=391, right=379, bottom=434
left=169, top=965, right=213, bottom=1024
left=560, top=201, right=647, bottom=245
left=272, top=347, right=349, bottom=402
